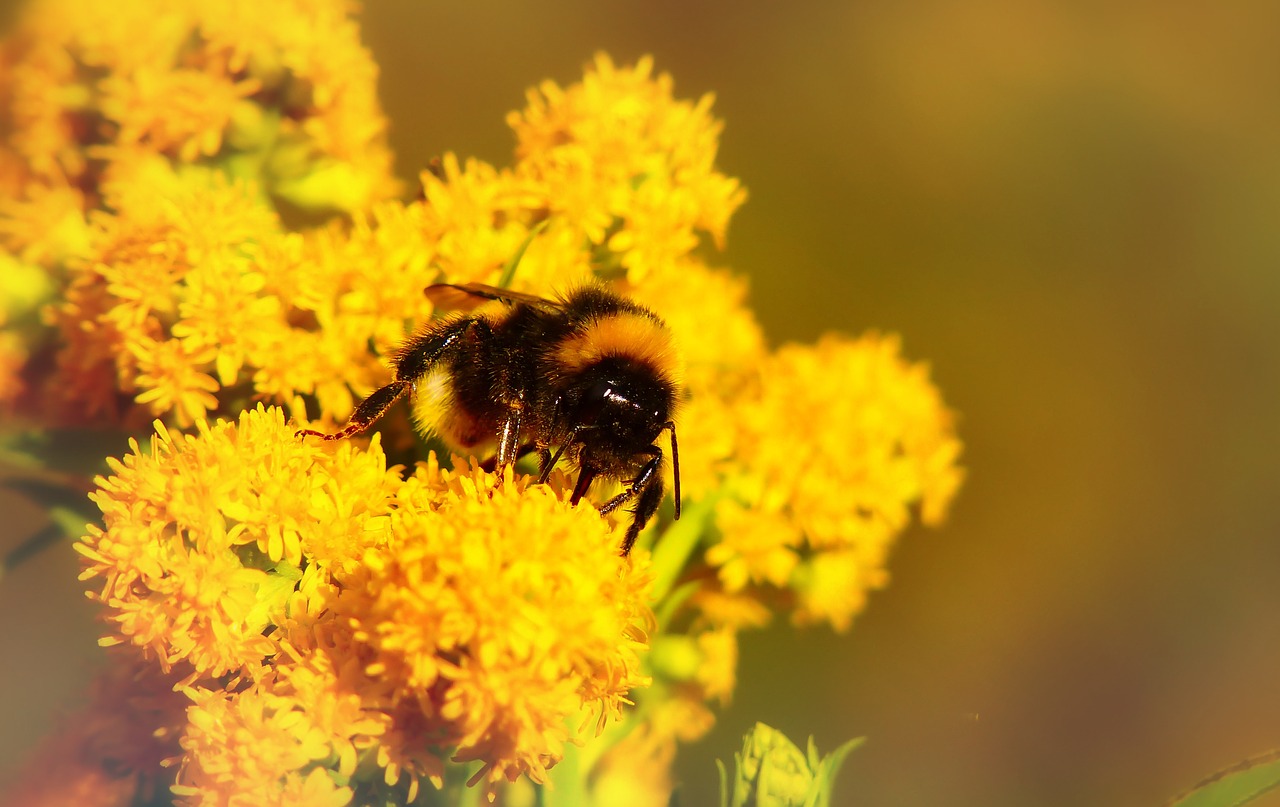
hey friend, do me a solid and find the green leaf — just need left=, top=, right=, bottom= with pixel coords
left=654, top=578, right=701, bottom=633
left=1, top=505, right=95, bottom=579
left=647, top=495, right=717, bottom=604
left=2, top=477, right=95, bottom=517
left=0, top=427, right=131, bottom=480
left=0, top=522, right=62, bottom=580
left=1169, top=751, right=1280, bottom=807
left=805, top=736, right=864, bottom=807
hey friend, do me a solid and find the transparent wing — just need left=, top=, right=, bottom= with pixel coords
left=425, top=283, right=561, bottom=313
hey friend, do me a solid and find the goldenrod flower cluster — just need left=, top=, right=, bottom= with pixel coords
left=73, top=405, right=651, bottom=803
left=0, top=0, right=964, bottom=803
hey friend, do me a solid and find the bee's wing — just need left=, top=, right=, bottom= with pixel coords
left=425, top=283, right=561, bottom=313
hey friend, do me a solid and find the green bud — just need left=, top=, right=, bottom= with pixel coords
left=732, top=723, right=812, bottom=807
left=721, top=723, right=863, bottom=807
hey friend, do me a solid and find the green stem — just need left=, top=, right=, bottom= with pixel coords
left=0, top=522, right=64, bottom=579
left=498, top=219, right=550, bottom=289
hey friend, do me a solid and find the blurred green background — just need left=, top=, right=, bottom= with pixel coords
left=5, top=1, right=1280, bottom=805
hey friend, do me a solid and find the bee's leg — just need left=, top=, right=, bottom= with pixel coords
left=297, top=317, right=480, bottom=441
left=621, top=474, right=665, bottom=556
left=599, top=448, right=664, bottom=555
left=295, top=381, right=411, bottom=440
left=494, top=407, right=524, bottom=474
left=536, top=448, right=553, bottom=478
left=598, top=448, right=662, bottom=516
left=479, top=443, right=538, bottom=473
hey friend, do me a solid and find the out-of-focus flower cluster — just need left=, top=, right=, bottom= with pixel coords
left=0, top=0, right=963, bottom=804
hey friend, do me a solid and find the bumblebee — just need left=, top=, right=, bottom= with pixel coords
left=299, top=283, right=682, bottom=555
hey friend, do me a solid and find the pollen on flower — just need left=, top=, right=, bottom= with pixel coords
left=343, top=459, right=654, bottom=793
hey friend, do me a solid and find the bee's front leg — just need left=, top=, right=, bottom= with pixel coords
left=599, top=448, right=664, bottom=556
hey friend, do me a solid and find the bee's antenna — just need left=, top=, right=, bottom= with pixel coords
left=666, top=421, right=681, bottom=521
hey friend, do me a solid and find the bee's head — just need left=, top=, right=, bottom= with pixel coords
left=562, top=357, right=676, bottom=463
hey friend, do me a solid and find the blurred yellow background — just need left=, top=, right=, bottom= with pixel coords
left=5, top=1, right=1280, bottom=805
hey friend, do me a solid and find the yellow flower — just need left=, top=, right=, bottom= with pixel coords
left=128, top=337, right=222, bottom=426
left=0, top=0, right=398, bottom=219
left=589, top=730, right=677, bottom=807
left=45, top=164, right=437, bottom=428
left=77, top=405, right=657, bottom=797
left=4, top=4, right=965, bottom=796
left=625, top=258, right=767, bottom=499
left=48, top=172, right=280, bottom=425
left=509, top=53, right=747, bottom=283
left=76, top=405, right=399, bottom=680
left=709, top=333, right=965, bottom=630
left=173, top=644, right=394, bottom=807
left=694, top=626, right=739, bottom=707
left=689, top=587, right=775, bottom=631
left=99, top=68, right=261, bottom=163
left=0, top=180, right=91, bottom=266
left=204, top=0, right=402, bottom=209
left=344, top=460, right=654, bottom=793
left=174, top=682, right=354, bottom=807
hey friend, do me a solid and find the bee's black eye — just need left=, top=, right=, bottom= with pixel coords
left=578, top=379, right=616, bottom=425
left=586, top=379, right=615, bottom=402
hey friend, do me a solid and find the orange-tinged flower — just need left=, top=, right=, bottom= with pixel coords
left=0, top=330, right=24, bottom=411
left=76, top=405, right=659, bottom=798
left=0, top=0, right=398, bottom=219
left=0, top=649, right=188, bottom=807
